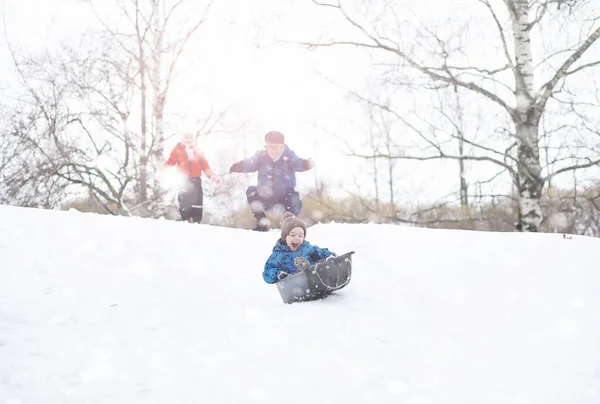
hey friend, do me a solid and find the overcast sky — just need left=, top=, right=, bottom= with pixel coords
left=1, top=0, right=599, bottom=205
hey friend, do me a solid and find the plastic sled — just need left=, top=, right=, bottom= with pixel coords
left=275, top=251, right=355, bottom=304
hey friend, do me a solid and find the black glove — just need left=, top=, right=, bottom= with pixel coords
left=229, top=161, right=244, bottom=173
left=301, top=159, right=314, bottom=170
left=277, top=271, right=290, bottom=281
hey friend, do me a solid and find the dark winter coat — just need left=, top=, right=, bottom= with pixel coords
left=240, top=145, right=309, bottom=200
left=263, top=240, right=335, bottom=284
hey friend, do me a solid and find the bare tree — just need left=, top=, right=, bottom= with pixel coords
left=2, top=0, right=224, bottom=216
left=365, top=97, right=398, bottom=213
left=2, top=47, right=140, bottom=213
left=86, top=0, right=214, bottom=215
left=0, top=110, right=69, bottom=208
left=366, top=106, right=382, bottom=210
left=304, top=0, right=600, bottom=232
left=450, top=84, right=469, bottom=210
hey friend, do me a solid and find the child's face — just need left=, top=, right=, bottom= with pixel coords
left=265, top=142, right=283, bottom=158
left=182, top=133, right=195, bottom=146
left=286, top=227, right=305, bottom=252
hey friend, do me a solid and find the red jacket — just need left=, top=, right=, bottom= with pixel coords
left=164, top=143, right=211, bottom=178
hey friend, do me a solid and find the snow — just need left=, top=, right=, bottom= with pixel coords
left=1, top=205, right=600, bottom=404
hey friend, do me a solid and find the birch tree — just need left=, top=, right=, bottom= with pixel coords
left=2, top=0, right=220, bottom=216
left=306, top=0, right=600, bottom=232
left=87, top=0, right=214, bottom=215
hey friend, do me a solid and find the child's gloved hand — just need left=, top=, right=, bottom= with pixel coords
left=301, top=158, right=314, bottom=170
left=277, top=271, right=290, bottom=281
left=229, top=161, right=244, bottom=173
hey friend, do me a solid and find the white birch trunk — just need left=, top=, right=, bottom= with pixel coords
left=508, top=0, right=543, bottom=231
left=151, top=0, right=165, bottom=162
left=138, top=25, right=149, bottom=206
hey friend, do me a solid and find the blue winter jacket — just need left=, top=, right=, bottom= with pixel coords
left=241, top=145, right=308, bottom=200
left=263, top=240, right=336, bottom=284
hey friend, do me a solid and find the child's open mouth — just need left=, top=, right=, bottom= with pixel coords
left=291, top=242, right=300, bottom=249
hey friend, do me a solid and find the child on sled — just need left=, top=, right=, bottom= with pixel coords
left=262, top=212, right=336, bottom=284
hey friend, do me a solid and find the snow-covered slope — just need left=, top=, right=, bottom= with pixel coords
left=1, top=205, right=599, bottom=404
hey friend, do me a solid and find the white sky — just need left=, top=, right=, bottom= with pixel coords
left=1, top=0, right=386, bottom=195
left=1, top=0, right=599, bottom=206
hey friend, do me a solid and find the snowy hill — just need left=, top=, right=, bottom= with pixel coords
left=1, top=205, right=600, bottom=404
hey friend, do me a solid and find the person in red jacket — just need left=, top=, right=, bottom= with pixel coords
left=163, top=133, right=220, bottom=223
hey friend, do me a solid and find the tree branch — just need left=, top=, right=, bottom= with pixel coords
left=307, top=0, right=517, bottom=119
left=537, top=25, right=600, bottom=109
left=545, top=157, right=600, bottom=183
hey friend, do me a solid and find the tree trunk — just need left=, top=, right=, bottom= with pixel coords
left=510, top=0, right=543, bottom=232
left=515, top=121, right=543, bottom=231
left=369, top=129, right=380, bottom=212
left=458, top=137, right=468, bottom=210
left=138, top=45, right=149, bottom=206
left=151, top=0, right=165, bottom=162
left=453, top=85, right=468, bottom=210
left=386, top=141, right=395, bottom=211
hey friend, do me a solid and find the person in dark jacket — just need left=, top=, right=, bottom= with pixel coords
left=229, top=131, right=314, bottom=231
left=163, top=133, right=220, bottom=223
left=262, top=212, right=335, bottom=283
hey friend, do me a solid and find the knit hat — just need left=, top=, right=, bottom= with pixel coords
left=265, top=131, right=285, bottom=144
left=280, top=212, right=306, bottom=240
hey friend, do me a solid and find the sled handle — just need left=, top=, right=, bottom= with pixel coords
left=311, top=252, right=354, bottom=290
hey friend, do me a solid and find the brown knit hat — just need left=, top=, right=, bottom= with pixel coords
left=280, top=212, right=306, bottom=239
left=265, top=131, right=285, bottom=144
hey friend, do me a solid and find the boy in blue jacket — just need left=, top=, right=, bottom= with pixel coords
left=263, top=212, right=335, bottom=284
left=229, top=131, right=314, bottom=231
